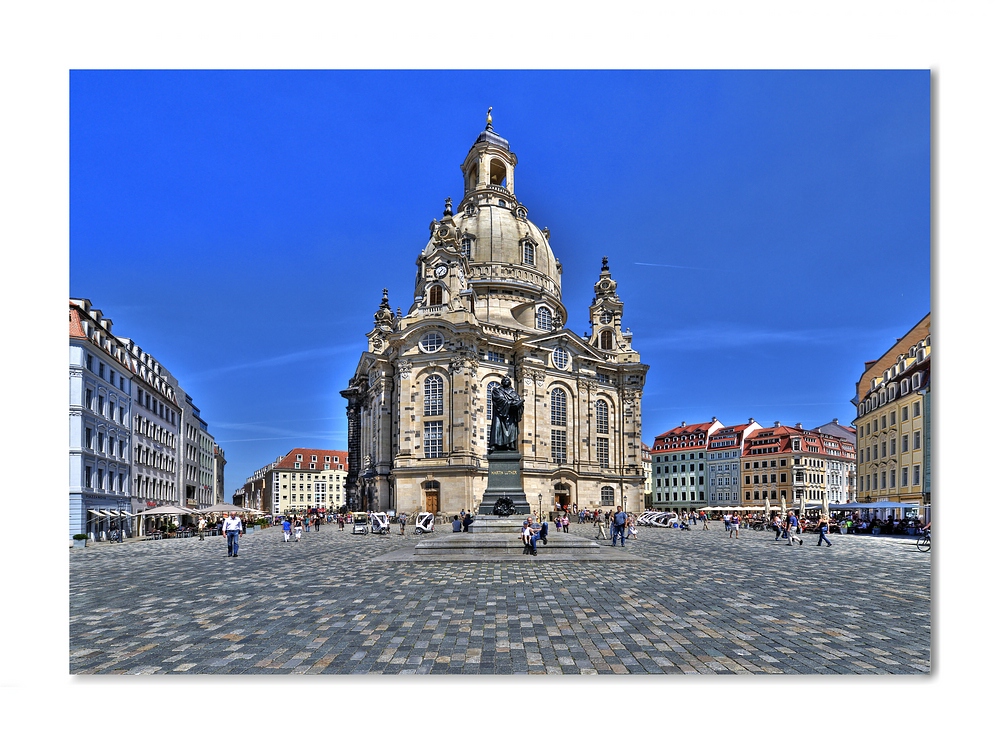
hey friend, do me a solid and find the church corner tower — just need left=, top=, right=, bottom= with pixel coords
left=343, top=112, right=647, bottom=517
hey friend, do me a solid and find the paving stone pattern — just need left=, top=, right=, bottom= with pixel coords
left=69, top=523, right=931, bottom=675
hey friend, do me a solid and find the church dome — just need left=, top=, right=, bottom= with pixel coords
left=455, top=199, right=561, bottom=302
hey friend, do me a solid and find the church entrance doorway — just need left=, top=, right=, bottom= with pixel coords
left=555, top=483, right=572, bottom=511
left=423, top=481, right=440, bottom=514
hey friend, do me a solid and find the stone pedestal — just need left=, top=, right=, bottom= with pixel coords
left=477, top=450, right=530, bottom=515
left=468, top=515, right=523, bottom=534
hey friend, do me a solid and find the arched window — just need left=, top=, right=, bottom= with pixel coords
left=595, top=400, right=609, bottom=434
left=536, top=306, right=552, bottom=330
left=460, top=237, right=472, bottom=259
left=599, top=330, right=614, bottom=350
left=429, top=285, right=443, bottom=306
left=485, top=380, right=499, bottom=447
left=551, top=388, right=567, bottom=426
left=551, top=388, right=568, bottom=464
left=522, top=241, right=535, bottom=266
left=489, top=158, right=507, bottom=187
left=424, top=375, right=444, bottom=416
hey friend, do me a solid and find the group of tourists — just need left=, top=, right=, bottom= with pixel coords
left=280, top=516, right=308, bottom=543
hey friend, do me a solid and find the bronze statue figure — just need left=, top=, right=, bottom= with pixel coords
left=489, top=375, right=523, bottom=453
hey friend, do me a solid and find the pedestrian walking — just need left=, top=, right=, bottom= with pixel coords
left=282, top=517, right=291, bottom=542
left=197, top=516, right=207, bottom=541
left=294, top=518, right=303, bottom=542
left=730, top=514, right=740, bottom=539
left=772, top=514, right=783, bottom=541
left=627, top=515, right=638, bottom=540
left=399, top=515, right=406, bottom=535
left=817, top=516, right=832, bottom=547
left=701, top=511, right=709, bottom=530
left=723, top=513, right=732, bottom=534
left=222, top=511, right=243, bottom=557
left=314, top=516, right=320, bottom=532
left=596, top=519, right=608, bottom=540
left=337, top=514, right=345, bottom=531
left=611, top=507, right=628, bottom=547
left=785, top=511, right=803, bottom=545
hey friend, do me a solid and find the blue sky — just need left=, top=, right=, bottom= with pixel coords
left=69, top=70, right=930, bottom=491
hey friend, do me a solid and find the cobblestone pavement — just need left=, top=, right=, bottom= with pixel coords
left=69, top=523, right=931, bottom=675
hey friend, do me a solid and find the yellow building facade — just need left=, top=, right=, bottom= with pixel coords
left=852, top=314, right=930, bottom=506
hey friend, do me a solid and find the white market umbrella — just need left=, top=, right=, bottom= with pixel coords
left=133, top=505, right=195, bottom=517
left=194, top=504, right=255, bottom=514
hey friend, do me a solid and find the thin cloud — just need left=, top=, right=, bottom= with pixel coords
left=634, top=262, right=708, bottom=270
left=639, top=325, right=864, bottom=351
left=187, top=344, right=358, bottom=380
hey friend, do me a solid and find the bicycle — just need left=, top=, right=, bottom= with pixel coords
left=916, top=530, right=931, bottom=552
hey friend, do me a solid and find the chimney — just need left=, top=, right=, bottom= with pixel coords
left=748, top=418, right=755, bottom=424
left=796, top=423, right=802, bottom=429
left=711, top=416, right=717, bottom=422
left=681, top=421, right=686, bottom=427
left=833, top=418, right=839, bottom=424
left=774, top=421, right=780, bottom=427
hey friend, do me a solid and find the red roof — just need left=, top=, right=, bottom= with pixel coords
left=651, top=420, right=722, bottom=452
left=275, top=448, right=350, bottom=470
left=69, top=304, right=88, bottom=339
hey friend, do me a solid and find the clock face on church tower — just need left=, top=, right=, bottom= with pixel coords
left=600, top=310, right=613, bottom=325
left=434, top=265, right=448, bottom=278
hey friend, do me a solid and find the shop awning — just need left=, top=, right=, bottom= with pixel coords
left=829, top=501, right=920, bottom=510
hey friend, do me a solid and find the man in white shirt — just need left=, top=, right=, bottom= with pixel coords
left=222, top=511, right=243, bottom=557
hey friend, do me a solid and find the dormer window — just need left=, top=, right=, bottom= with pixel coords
left=460, top=237, right=473, bottom=259
left=536, top=306, right=552, bottom=330
left=429, top=285, right=443, bottom=306
left=522, top=241, right=535, bottom=266
left=599, top=330, right=614, bottom=350
left=516, top=206, right=527, bottom=219
left=464, top=203, right=476, bottom=217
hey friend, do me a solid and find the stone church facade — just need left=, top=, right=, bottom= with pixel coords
left=342, top=116, right=647, bottom=517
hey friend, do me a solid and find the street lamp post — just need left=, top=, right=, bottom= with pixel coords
left=538, top=494, right=542, bottom=520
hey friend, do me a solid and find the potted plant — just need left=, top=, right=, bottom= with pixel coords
left=72, top=534, right=88, bottom=548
